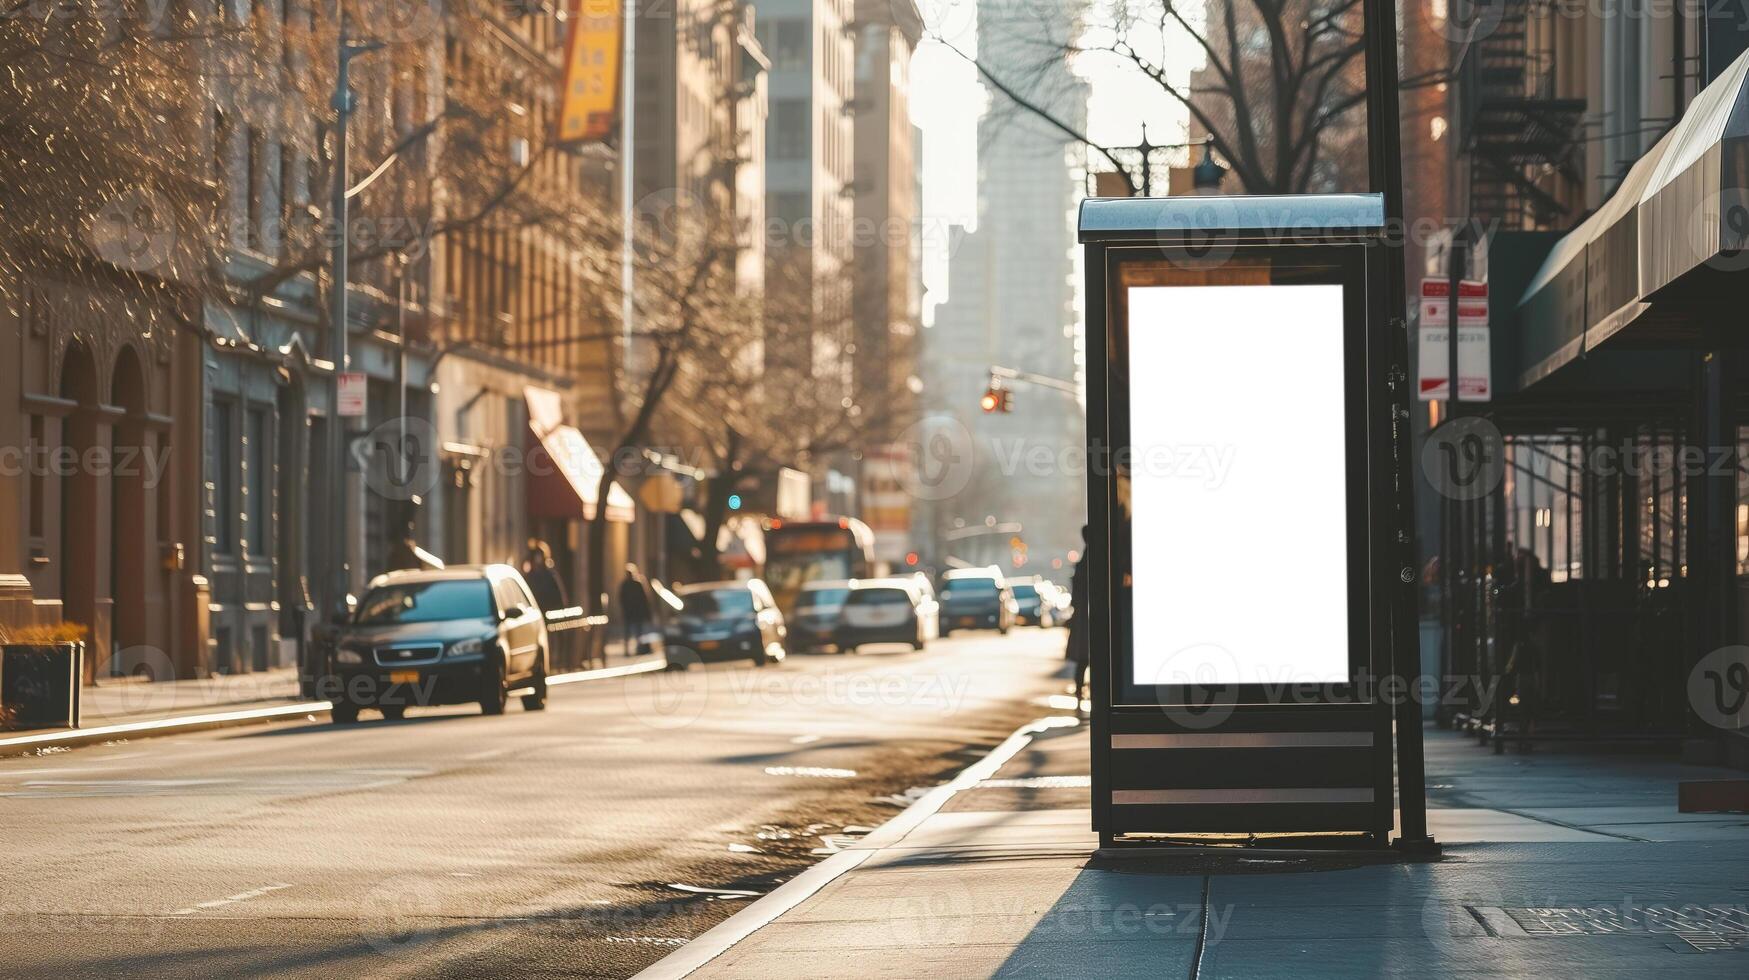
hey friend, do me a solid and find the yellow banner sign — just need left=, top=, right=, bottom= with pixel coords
left=557, top=0, right=622, bottom=145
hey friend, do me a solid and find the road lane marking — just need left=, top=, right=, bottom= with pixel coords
left=762, top=766, right=856, bottom=779
left=788, top=734, right=821, bottom=745
left=170, top=883, right=293, bottom=916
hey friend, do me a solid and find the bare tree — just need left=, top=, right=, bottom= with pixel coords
left=944, top=0, right=1444, bottom=195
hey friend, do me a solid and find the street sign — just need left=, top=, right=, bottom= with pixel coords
left=337, top=372, right=368, bottom=418
left=1416, top=279, right=1491, bottom=402
left=1079, top=193, right=1412, bottom=846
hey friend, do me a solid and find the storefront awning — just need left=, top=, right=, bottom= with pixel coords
left=1637, top=48, right=1749, bottom=297
left=1515, top=48, right=1749, bottom=387
left=524, top=387, right=635, bottom=524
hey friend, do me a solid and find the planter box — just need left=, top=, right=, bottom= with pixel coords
left=2, top=642, right=85, bottom=730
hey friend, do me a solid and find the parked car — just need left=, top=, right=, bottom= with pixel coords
left=938, top=567, right=1016, bottom=636
left=1009, top=577, right=1056, bottom=627
left=839, top=578, right=938, bottom=652
left=791, top=580, right=851, bottom=652
left=329, top=565, right=549, bottom=723
left=667, top=579, right=787, bottom=666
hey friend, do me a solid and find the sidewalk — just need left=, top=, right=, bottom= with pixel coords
left=1, top=643, right=664, bottom=752
left=643, top=722, right=1749, bottom=979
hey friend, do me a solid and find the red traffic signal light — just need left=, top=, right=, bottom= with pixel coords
left=980, top=387, right=1011, bottom=413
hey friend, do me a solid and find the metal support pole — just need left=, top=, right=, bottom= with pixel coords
left=1443, top=231, right=1467, bottom=719
left=329, top=18, right=383, bottom=614
left=1363, top=0, right=1439, bottom=855
left=620, top=0, right=636, bottom=350
left=330, top=20, right=355, bottom=617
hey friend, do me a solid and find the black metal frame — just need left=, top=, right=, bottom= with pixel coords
left=1103, top=243, right=1374, bottom=709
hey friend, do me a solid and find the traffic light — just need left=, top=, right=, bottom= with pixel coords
left=980, top=386, right=1011, bottom=413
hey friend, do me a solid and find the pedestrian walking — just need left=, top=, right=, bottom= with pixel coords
left=617, top=563, right=655, bottom=655
left=1065, top=527, right=1090, bottom=717
left=521, top=539, right=569, bottom=613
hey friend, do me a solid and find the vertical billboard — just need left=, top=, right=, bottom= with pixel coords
left=1108, top=249, right=1370, bottom=707
left=1126, top=282, right=1350, bottom=688
left=557, top=0, right=623, bottom=145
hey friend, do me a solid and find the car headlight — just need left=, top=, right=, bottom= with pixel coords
left=335, top=649, right=363, bottom=665
left=447, top=637, right=487, bottom=659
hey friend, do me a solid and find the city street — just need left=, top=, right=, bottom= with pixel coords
left=8, top=0, right=1749, bottom=977
left=0, top=629, right=1073, bottom=979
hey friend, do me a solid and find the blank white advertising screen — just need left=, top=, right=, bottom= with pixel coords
left=1126, top=283, right=1350, bottom=689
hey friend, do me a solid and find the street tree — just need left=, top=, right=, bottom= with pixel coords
left=944, top=0, right=1439, bottom=195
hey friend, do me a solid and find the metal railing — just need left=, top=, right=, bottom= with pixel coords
left=543, top=607, right=609, bottom=672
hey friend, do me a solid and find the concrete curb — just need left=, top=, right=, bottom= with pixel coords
left=0, top=657, right=670, bottom=757
left=631, top=714, right=1082, bottom=980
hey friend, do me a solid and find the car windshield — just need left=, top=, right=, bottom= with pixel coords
left=1011, top=584, right=1038, bottom=599
left=354, top=579, right=493, bottom=625
left=943, top=578, right=998, bottom=596
left=683, top=590, right=755, bottom=618
left=847, top=588, right=909, bottom=606
left=797, top=588, right=850, bottom=610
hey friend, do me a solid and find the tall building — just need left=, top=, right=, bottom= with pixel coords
left=850, top=0, right=923, bottom=562
left=850, top=0, right=922, bottom=417
left=924, top=0, right=1088, bottom=579
left=752, top=0, right=857, bottom=390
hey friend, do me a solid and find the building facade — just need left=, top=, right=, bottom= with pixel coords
left=1433, top=1, right=1749, bottom=762
left=1, top=10, right=214, bottom=679
left=752, top=0, right=857, bottom=393
left=850, top=0, right=923, bottom=563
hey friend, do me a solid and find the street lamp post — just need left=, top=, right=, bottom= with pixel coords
left=329, top=17, right=384, bottom=617
left=1360, top=0, right=1439, bottom=856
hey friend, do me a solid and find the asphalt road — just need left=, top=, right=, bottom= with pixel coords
left=0, top=627, right=1074, bottom=979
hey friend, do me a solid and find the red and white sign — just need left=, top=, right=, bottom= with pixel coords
left=1416, top=279, right=1491, bottom=402
left=337, top=371, right=368, bottom=417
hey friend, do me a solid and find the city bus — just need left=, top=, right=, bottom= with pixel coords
left=762, top=517, right=875, bottom=617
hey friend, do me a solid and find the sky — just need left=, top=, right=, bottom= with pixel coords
left=908, top=0, right=1195, bottom=324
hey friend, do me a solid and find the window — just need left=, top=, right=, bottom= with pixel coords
left=214, top=109, right=230, bottom=234
left=27, top=415, right=44, bottom=538
left=246, top=127, right=264, bottom=248
left=279, top=145, right=297, bottom=252
left=759, top=18, right=808, bottom=71
left=770, top=99, right=808, bottom=159
left=494, top=577, right=533, bottom=612
left=356, top=580, right=495, bottom=624
left=212, top=400, right=236, bottom=554
left=245, top=405, right=269, bottom=555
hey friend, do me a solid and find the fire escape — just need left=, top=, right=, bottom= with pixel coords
left=1458, top=0, right=1586, bottom=229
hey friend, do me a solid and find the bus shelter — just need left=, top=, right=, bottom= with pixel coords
left=1079, top=193, right=1433, bottom=848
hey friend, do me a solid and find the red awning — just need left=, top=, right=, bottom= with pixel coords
left=524, top=387, right=635, bottom=523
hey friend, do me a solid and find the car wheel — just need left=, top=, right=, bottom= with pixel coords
left=911, top=628, right=924, bottom=650
left=752, top=648, right=769, bottom=667
left=522, top=650, right=548, bottom=711
left=939, top=627, right=951, bottom=639
left=480, top=656, right=508, bottom=715
left=330, top=701, right=359, bottom=725
left=381, top=704, right=407, bottom=722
